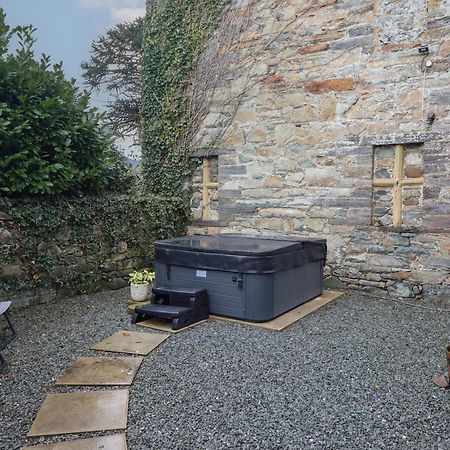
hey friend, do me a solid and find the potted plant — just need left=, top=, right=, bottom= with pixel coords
left=128, top=269, right=155, bottom=302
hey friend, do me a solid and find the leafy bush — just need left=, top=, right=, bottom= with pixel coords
left=0, top=9, right=124, bottom=196
left=128, top=269, right=155, bottom=285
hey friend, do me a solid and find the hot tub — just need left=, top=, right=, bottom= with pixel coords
left=154, top=235, right=327, bottom=322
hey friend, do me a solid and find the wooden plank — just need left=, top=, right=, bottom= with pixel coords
left=374, top=145, right=422, bottom=228
left=202, top=158, right=211, bottom=220
left=392, top=145, right=405, bottom=227
left=392, top=184, right=402, bottom=227
left=373, top=178, right=395, bottom=187
left=399, top=177, right=424, bottom=186
left=137, top=318, right=208, bottom=334
left=393, top=144, right=405, bottom=180
left=127, top=301, right=150, bottom=314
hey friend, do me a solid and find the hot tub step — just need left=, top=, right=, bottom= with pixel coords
left=136, top=304, right=191, bottom=319
left=132, top=286, right=209, bottom=330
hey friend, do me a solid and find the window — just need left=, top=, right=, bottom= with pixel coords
left=372, top=144, right=424, bottom=228
left=191, top=156, right=219, bottom=222
left=201, top=157, right=219, bottom=221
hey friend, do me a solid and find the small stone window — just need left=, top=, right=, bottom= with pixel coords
left=372, top=144, right=424, bottom=228
left=191, top=156, right=219, bottom=221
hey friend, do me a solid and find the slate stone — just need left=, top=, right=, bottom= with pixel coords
left=388, top=282, right=415, bottom=298
left=110, top=278, right=128, bottom=290
left=0, top=228, right=12, bottom=243
left=0, top=211, right=13, bottom=221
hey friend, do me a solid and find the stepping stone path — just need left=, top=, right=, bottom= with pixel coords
left=55, top=357, right=143, bottom=386
left=27, top=390, right=129, bottom=437
left=24, top=330, right=170, bottom=449
left=91, top=330, right=168, bottom=355
left=24, top=291, right=342, bottom=448
left=22, top=434, right=127, bottom=450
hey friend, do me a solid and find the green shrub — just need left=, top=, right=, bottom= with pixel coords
left=0, top=9, right=122, bottom=196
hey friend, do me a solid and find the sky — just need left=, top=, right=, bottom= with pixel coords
left=1, top=0, right=146, bottom=157
left=1, top=0, right=145, bottom=82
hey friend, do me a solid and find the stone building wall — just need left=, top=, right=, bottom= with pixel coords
left=189, top=0, right=450, bottom=299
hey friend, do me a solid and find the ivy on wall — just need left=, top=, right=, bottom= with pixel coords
left=0, top=194, right=189, bottom=296
left=141, top=0, right=228, bottom=197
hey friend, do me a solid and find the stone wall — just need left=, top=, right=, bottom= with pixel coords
left=189, top=0, right=450, bottom=299
left=0, top=211, right=147, bottom=308
left=0, top=196, right=188, bottom=308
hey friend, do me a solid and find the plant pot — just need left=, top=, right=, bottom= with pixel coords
left=130, top=283, right=150, bottom=302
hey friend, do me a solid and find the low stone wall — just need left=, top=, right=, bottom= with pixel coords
left=0, top=195, right=188, bottom=308
left=329, top=226, right=449, bottom=300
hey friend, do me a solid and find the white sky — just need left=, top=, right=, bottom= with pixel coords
left=76, top=0, right=146, bottom=23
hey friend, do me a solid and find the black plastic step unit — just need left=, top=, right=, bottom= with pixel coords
left=132, top=286, right=209, bottom=330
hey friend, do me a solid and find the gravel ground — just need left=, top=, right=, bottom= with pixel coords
left=0, top=289, right=448, bottom=450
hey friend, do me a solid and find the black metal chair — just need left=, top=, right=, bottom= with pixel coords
left=0, top=300, right=16, bottom=373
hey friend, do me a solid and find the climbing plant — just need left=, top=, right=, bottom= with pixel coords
left=0, top=195, right=189, bottom=295
left=141, top=0, right=228, bottom=197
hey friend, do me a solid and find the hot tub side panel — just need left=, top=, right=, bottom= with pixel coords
left=242, top=273, right=275, bottom=322
left=154, top=262, right=248, bottom=318
left=273, top=261, right=324, bottom=317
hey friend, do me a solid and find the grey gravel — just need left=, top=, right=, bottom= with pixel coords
left=0, top=289, right=448, bottom=450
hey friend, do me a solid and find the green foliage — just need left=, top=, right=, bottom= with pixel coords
left=0, top=194, right=188, bottom=295
left=0, top=9, right=124, bottom=196
left=81, top=17, right=143, bottom=142
left=141, top=0, right=227, bottom=197
left=128, top=269, right=155, bottom=285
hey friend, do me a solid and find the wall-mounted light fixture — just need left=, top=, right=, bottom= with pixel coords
left=426, top=112, right=436, bottom=125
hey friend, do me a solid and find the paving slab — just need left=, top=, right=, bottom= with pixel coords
left=91, top=330, right=169, bottom=355
left=55, top=357, right=143, bottom=386
left=21, top=434, right=127, bottom=450
left=28, top=390, right=129, bottom=437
